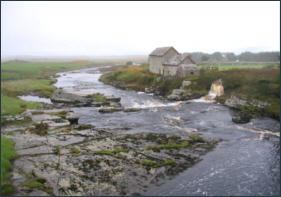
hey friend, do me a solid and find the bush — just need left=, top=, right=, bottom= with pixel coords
left=29, top=122, right=49, bottom=136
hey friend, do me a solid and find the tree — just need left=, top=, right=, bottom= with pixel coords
left=212, top=52, right=222, bottom=61
left=201, top=55, right=209, bottom=61
left=226, top=52, right=237, bottom=61
left=239, top=52, right=254, bottom=62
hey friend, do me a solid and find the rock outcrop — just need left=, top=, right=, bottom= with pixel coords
left=166, top=81, right=193, bottom=101
left=4, top=128, right=219, bottom=196
left=51, top=90, right=122, bottom=108
left=232, top=113, right=252, bottom=124
left=51, top=89, right=91, bottom=106
left=167, top=89, right=186, bottom=101
left=225, top=94, right=270, bottom=109
left=66, top=111, right=80, bottom=124
left=144, top=86, right=167, bottom=96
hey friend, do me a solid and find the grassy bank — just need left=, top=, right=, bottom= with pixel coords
left=0, top=60, right=127, bottom=195
left=99, top=65, right=186, bottom=95
left=99, top=65, right=280, bottom=119
left=188, top=67, right=280, bottom=119
left=0, top=61, right=111, bottom=117
left=1, top=137, right=19, bottom=195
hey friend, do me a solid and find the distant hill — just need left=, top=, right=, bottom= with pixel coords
left=2, top=59, right=31, bottom=64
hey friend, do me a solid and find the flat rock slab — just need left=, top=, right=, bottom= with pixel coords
left=31, top=114, right=60, bottom=122
left=11, top=134, right=48, bottom=150
left=11, top=131, right=219, bottom=196
left=1, top=125, right=27, bottom=133
left=17, top=145, right=55, bottom=156
left=64, top=90, right=100, bottom=97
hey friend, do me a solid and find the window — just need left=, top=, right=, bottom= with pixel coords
left=190, top=72, right=194, bottom=75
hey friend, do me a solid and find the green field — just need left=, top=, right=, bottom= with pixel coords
left=1, top=61, right=100, bottom=80
left=141, top=64, right=275, bottom=71
left=198, top=65, right=268, bottom=70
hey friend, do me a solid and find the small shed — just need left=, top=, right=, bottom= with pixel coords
left=176, top=64, right=199, bottom=78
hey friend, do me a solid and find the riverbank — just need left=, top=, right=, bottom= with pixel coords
left=1, top=60, right=132, bottom=195
left=99, top=65, right=280, bottom=120
left=2, top=66, right=279, bottom=196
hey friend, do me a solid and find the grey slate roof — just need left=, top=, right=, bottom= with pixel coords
left=163, top=55, right=196, bottom=66
left=179, top=64, right=199, bottom=71
left=149, top=47, right=179, bottom=56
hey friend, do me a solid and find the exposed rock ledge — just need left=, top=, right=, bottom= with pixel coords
left=225, top=94, right=271, bottom=123
left=4, top=127, right=220, bottom=196
left=166, top=81, right=193, bottom=101
left=225, top=94, right=271, bottom=109
left=51, top=89, right=122, bottom=108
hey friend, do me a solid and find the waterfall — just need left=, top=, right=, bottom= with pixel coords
left=194, top=79, right=224, bottom=102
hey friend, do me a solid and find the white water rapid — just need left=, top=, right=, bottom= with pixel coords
left=194, top=79, right=224, bottom=102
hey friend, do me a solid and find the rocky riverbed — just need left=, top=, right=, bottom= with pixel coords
left=3, top=120, right=219, bottom=196
left=4, top=67, right=280, bottom=196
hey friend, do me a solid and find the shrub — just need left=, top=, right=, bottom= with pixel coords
left=29, top=122, right=49, bottom=136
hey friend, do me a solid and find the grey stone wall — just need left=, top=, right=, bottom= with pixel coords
left=149, top=48, right=179, bottom=75
left=149, top=56, right=163, bottom=74
left=163, top=66, right=178, bottom=76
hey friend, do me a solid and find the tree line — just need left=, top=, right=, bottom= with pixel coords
left=183, top=51, right=280, bottom=62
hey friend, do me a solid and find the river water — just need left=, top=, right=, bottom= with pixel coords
left=50, top=67, right=280, bottom=196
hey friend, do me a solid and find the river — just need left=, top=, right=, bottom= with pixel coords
left=47, top=67, right=280, bottom=195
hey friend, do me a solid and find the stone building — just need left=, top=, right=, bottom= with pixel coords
left=149, top=47, right=199, bottom=77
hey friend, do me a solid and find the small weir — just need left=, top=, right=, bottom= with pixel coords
left=194, top=79, right=224, bottom=102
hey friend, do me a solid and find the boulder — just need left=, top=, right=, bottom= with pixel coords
left=167, top=89, right=186, bottom=101
left=232, top=113, right=252, bottom=124
left=167, top=94, right=181, bottom=101
left=180, top=81, right=192, bottom=89
left=154, top=86, right=167, bottom=96
left=145, top=87, right=156, bottom=94
left=51, top=89, right=91, bottom=105
left=110, top=102, right=122, bottom=108
left=66, top=111, right=79, bottom=125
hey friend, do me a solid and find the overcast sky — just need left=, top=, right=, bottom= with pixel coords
left=1, top=1, right=280, bottom=58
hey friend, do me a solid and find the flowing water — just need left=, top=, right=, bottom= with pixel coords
left=50, top=67, right=280, bottom=196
